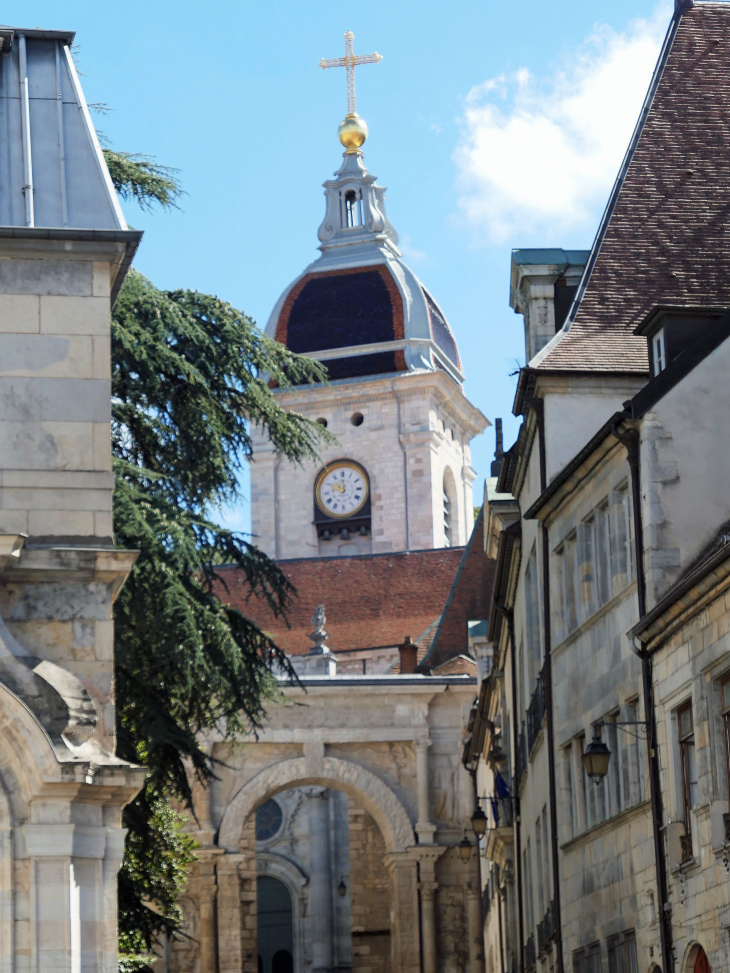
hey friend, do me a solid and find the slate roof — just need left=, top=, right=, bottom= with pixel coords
left=215, top=548, right=465, bottom=656
left=537, top=3, right=730, bottom=374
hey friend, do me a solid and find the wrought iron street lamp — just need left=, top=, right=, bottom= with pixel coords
left=471, top=805, right=487, bottom=838
left=458, top=834, right=473, bottom=863
left=582, top=730, right=611, bottom=784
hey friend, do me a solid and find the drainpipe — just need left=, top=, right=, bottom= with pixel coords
left=18, top=34, right=34, bottom=227
left=612, top=423, right=674, bottom=973
left=469, top=765, right=487, bottom=973
left=496, top=603, right=524, bottom=973
left=529, top=398, right=564, bottom=973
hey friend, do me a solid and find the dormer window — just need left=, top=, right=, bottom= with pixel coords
left=652, top=328, right=666, bottom=375
left=344, top=189, right=363, bottom=228
left=634, top=305, right=725, bottom=378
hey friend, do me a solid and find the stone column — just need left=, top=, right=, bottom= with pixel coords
left=415, top=738, right=436, bottom=844
left=307, top=788, right=333, bottom=973
left=412, top=847, right=443, bottom=973
left=216, top=854, right=245, bottom=973
left=466, top=883, right=484, bottom=973
left=197, top=852, right=222, bottom=973
left=385, top=851, right=421, bottom=973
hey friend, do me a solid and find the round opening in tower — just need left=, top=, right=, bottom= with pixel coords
left=350, top=413, right=364, bottom=427
left=316, top=418, right=328, bottom=428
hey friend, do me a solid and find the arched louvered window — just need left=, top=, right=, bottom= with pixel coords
left=443, top=468, right=457, bottom=548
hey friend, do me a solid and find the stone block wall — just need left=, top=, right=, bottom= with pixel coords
left=0, top=252, right=114, bottom=543
left=249, top=371, right=480, bottom=560
left=348, top=804, right=391, bottom=973
left=653, top=581, right=730, bottom=972
left=238, top=815, right=258, bottom=973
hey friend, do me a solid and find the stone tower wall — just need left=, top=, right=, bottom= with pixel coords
left=348, top=804, right=391, bottom=973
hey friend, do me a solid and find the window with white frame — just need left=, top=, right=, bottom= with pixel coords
left=577, top=518, right=597, bottom=618
left=594, top=501, right=611, bottom=605
left=523, top=838, right=534, bottom=933
left=554, top=486, right=635, bottom=642
left=535, top=814, right=545, bottom=917
left=626, top=699, right=644, bottom=804
left=610, top=483, right=634, bottom=591
left=525, top=545, right=542, bottom=685
left=557, top=532, right=578, bottom=637
left=541, top=804, right=550, bottom=906
left=652, top=328, right=666, bottom=375
left=677, top=701, right=698, bottom=832
left=563, top=745, right=577, bottom=839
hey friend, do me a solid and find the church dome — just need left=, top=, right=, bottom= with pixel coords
left=266, top=146, right=462, bottom=383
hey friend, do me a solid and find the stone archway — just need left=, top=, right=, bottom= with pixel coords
left=216, top=756, right=421, bottom=973
left=683, top=944, right=711, bottom=973
left=219, top=755, right=415, bottom=853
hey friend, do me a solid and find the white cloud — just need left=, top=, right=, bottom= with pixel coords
left=454, top=3, right=672, bottom=244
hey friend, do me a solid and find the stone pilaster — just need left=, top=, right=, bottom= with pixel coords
left=385, top=851, right=421, bottom=973
left=307, top=788, right=334, bottom=972
left=415, top=738, right=436, bottom=845
left=411, top=846, right=444, bottom=973
left=216, top=854, right=245, bottom=973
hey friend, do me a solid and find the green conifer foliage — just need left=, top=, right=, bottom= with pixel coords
left=107, top=161, right=333, bottom=966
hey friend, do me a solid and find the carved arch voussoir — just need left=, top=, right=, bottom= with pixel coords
left=218, top=756, right=414, bottom=853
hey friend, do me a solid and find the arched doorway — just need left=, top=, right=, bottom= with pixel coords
left=257, top=877, right=293, bottom=973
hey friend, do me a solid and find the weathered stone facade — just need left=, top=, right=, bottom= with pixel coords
left=162, top=675, right=481, bottom=973
left=0, top=25, right=144, bottom=973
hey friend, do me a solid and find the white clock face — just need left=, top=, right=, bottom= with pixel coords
left=316, top=462, right=369, bottom=519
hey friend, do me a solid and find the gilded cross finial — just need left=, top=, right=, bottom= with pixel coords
left=319, top=30, right=382, bottom=125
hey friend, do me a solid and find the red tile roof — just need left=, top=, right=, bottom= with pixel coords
left=539, top=4, right=730, bottom=373
left=215, top=548, right=465, bottom=656
left=424, top=510, right=495, bottom=669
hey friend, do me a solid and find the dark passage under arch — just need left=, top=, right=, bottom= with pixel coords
left=257, top=876, right=293, bottom=973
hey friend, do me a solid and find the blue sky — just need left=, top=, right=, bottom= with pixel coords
left=8, top=0, right=673, bottom=532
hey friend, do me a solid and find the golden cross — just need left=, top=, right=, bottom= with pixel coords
left=319, top=31, right=382, bottom=116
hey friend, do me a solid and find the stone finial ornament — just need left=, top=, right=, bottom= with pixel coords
left=307, top=605, right=330, bottom=655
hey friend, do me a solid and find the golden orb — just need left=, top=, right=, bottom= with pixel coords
left=338, top=113, right=368, bottom=153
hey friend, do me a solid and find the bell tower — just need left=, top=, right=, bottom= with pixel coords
left=250, top=35, right=487, bottom=559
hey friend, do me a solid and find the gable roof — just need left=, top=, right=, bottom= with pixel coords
left=215, top=547, right=465, bottom=656
left=536, top=2, right=730, bottom=373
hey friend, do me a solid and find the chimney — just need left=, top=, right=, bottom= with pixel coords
left=398, top=636, right=418, bottom=674
left=490, top=418, right=504, bottom=477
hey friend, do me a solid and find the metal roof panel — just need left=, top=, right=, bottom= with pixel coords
left=0, top=31, right=125, bottom=230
